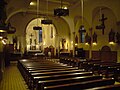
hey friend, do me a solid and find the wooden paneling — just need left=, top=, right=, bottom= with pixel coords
left=92, top=51, right=117, bottom=62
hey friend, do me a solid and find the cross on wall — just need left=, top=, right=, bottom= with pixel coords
left=96, top=14, right=107, bottom=35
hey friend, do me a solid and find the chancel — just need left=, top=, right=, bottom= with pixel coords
left=0, top=0, right=120, bottom=90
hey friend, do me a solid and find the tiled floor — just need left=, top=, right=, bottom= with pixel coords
left=0, top=61, right=29, bottom=90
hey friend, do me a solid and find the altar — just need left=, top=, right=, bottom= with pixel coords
left=60, top=49, right=70, bottom=57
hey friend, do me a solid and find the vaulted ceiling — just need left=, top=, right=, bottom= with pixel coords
left=5, top=0, right=80, bottom=16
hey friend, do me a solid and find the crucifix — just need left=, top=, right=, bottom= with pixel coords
left=100, top=14, right=107, bottom=34
left=96, top=14, right=107, bottom=35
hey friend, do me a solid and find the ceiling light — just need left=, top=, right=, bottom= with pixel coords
left=33, top=26, right=42, bottom=30
left=54, top=0, right=69, bottom=16
left=41, top=19, right=52, bottom=24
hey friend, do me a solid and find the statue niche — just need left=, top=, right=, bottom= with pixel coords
left=60, top=38, right=68, bottom=53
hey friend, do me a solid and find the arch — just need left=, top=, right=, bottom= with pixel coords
left=74, top=16, right=90, bottom=33
left=5, top=9, right=27, bottom=23
left=101, top=45, right=111, bottom=51
left=92, top=6, right=117, bottom=24
left=92, top=6, right=118, bottom=35
left=26, top=18, right=57, bottom=51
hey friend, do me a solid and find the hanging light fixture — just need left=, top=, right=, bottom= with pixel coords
left=54, top=0, right=69, bottom=16
left=41, top=0, right=52, bottom=24
left=33, top=0, right=42, bottom=30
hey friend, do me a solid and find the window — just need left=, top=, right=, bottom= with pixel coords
left=39, top=30, right=42, bottom=42
left=79, top=25, right=86, bottom=43
left=81, top=32, right=85, bottom=43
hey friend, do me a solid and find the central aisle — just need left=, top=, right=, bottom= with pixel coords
left=0, top=61, right=29, bottom=90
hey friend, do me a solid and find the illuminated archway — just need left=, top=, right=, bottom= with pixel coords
left=26, top=18, right=56, bottom=51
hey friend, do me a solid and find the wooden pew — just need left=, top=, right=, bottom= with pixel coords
left=18, top=59, right=94, bottom=89
left=32, top=72, right=93, bottom=80
left=36, top=75, right=103, bottom=89
left=29, top=72, right=93, bottom=89
left=41, top=78, right=115, bottom=90
left=27, top=69, right=85, bottom=86
left=19, top=59, right=117, bottom=90
left=85, top=84, right=120, bottom=90
left=29, top=69, right=84, bottom=73
left=78, top=61, right=120, bottom=79
left=30, top=69, right=85, bottom=76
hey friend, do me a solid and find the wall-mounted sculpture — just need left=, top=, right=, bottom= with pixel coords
left=85, top=33, right=91, bottom=44
left=109, top=29, right=115, bottom=42
left=75, top=35, right=78, bottom=44
left=116, top=32, right=120, bottom=44
left=93, top=32, right=97, bottom=43
left=96, top=14, right=107, bottom=35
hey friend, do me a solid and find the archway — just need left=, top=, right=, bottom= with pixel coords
left=26, top=18, right=56, bottom=52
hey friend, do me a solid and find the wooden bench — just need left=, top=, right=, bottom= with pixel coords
left=30, top=69, right=85, bottom=76
left=42, top=78, right=115, bottom=90
left=18, top=59, right=94, bottom=89
left=18, top=59, right=117, bottom=90
left=78, top=61, right=120, bottom=79
left=36, top=75, right=103, bottom=89
left=29, top=72, right=93, bottom=89
left=85, top=84, right=120, bottom=90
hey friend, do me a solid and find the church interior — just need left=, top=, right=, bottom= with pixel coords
left=1, top=0, right=120, bottom=90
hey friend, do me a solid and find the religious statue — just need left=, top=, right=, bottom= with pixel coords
left=30, top=38, right=32, bottom=45
left=75, top=35, right=78, bottom=43
left=30, top=38, right=32, bottom=50
left=85, top=33, right=91, bottom=44
left=109, top=29, right=115, bottom=42
left=116, top=32, right=120, bottom=44
left=13, top=36, right=17, bottom=51
left=62, top=38, right=66, bottom=49
left=34, top=39, right=36, bottom=45
left=93, top=32, right=97, bottom=43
